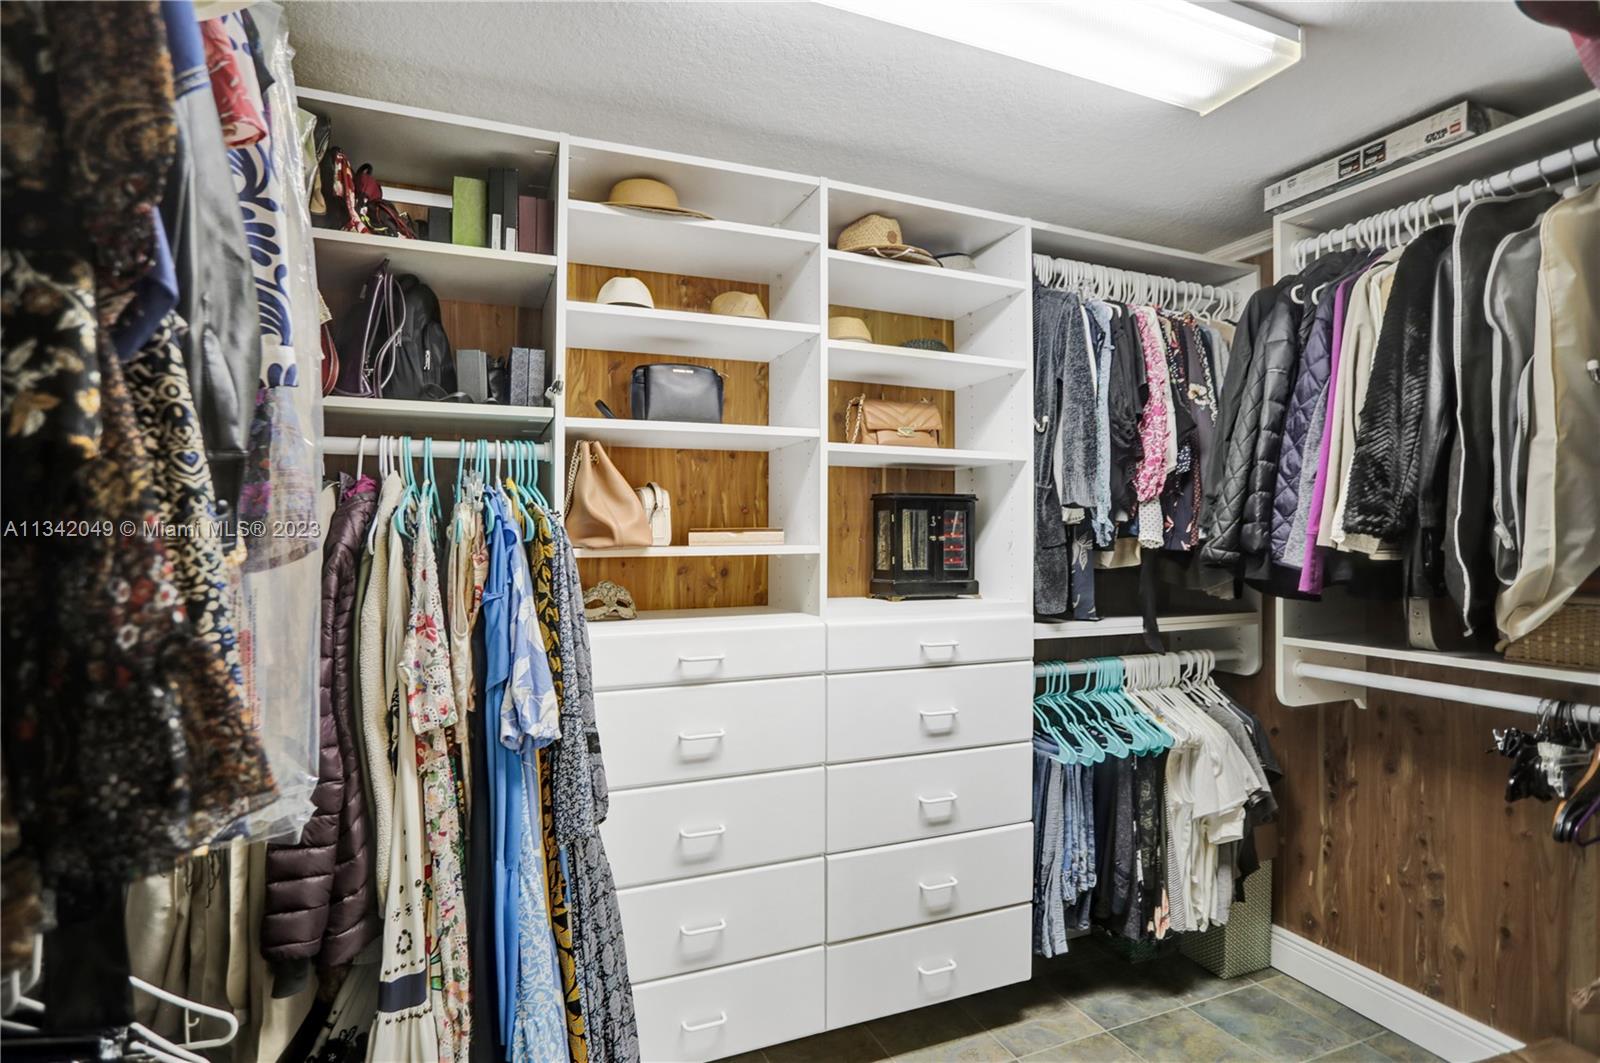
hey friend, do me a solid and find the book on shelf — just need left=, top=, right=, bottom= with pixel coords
left=687, top=528, right=786, bottom=546
left=451, top=176, right=487, bottom=248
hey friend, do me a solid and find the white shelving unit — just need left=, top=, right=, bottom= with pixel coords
left=299, top=86, right=1261, bottom=1061
left=1270, top=90, right=1600, bottom=707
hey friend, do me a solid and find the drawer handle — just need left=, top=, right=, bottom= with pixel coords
left=918, top=876, right=960, bottom=892
left=679, top=918, right=727, bottom=937
left=680, top=1012, right=728, bottom=1033
left=919, top=708, right=960, bottom=726
left=678, top=824, right=728, bottom=840
left=917, top=792, right=959, bottom=806
left=678, top=653, right=727, bottom=665
left=677, top=728, right=727, bottom=743
left=919, top=640, right=959, bottom=657
left=917, top=960, right=959, bottom=977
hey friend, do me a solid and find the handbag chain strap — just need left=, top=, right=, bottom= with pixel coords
left=845, top=394, right=866, bottom=444
left=563, top=443, right=586, bottom=515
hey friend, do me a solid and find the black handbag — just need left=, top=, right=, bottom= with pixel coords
left=384, top=274, right=457, bottom=400
left=630, top=363, right=723, bottom=422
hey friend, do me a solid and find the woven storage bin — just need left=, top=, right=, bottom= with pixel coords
left=1179, top=859, right=1273, bottom=979
left=1505, top=596, right=1600, bottom=669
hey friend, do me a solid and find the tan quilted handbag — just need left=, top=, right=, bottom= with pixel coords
left=845, top=395, right=942, bottom=447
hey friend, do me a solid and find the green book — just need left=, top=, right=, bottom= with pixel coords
left=451, top=176, right=487, bottom=248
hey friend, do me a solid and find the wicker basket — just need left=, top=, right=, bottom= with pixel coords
left=1179, top=859, right=1273, bottom=979
left=1505, top=595, right=1600, bottom=670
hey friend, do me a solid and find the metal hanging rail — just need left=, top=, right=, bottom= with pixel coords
left=1291, top=135, right=1600, bottom=266
left=1031, top=253, right=1245, bottom=320
left=1293, top=662, right=1600, bottom=723
left=323, top=435, right=552, bottom=462
left=1033, top=650, right=1245, bottom=679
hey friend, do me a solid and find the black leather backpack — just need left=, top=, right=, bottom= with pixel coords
left=384, top=274, right=456, bottom=400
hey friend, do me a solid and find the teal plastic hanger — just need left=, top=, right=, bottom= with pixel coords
left=392, top=435, right=417, bottom=540
left=1049, top=664, right=1105, bottom=764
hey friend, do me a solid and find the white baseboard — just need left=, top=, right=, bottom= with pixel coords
left=1269, top=928, right=1522, bottom=1062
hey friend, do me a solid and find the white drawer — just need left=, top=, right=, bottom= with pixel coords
left=827, top=662, right=1032, bottom=762
left=636, top=947, right=825, bottom=1063
left=825, top=608, right=1030, bottom=672
left=826, top=824, right=1032, bottom=942
left=826, top=744, right=1031, bottom=852
left=598, top=676, right=825, bottom=789
left=603, top=768, right=824, bottom=888
left=588, top=611, right=825, bottom=690
left=825, top=905, right=1031, bottom=1030
left=619, top=858, right=824, bottom=982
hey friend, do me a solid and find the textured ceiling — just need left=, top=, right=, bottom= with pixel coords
left=285, top=1, right=1590, bottom=253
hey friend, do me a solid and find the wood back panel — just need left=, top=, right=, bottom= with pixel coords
left=1221, top=584, right=1600, bottom=1053
left=829, top=304, right=955, bottom=350
left=568, top=264, right=775, bottom=611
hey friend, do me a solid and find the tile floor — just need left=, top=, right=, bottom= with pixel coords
left=741, top=940, right=1444, bottom=1063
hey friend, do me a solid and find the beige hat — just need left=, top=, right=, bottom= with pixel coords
left=603, top=177, right=713, bottom=220
left=710, top=291, right=767, bottom=319
left=828, top=316, right=873, bottom=343
left=836, top=213, right=939, bottom=267
left=596, top=276, right=654, bottom=309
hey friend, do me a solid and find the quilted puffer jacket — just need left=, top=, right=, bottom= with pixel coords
left=1198, top=280, right=1287, bottom=570
left=261, top=479, right=379, bottom=968
left=1270, top=253, right=1377, bottom=561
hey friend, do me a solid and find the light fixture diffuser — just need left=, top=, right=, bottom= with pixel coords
left=815, top=0, right=1303, bottom=115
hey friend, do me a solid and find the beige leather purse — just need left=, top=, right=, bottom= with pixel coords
left=564, top=440, right=652, bottom=548
left=845, top=395, right=942, bottom=448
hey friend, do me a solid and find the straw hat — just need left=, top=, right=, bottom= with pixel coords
left=836, top=213, right=939, bottom=267
left=710, top=291, right=767, bottom=319
left=603, top=177, right=713, bottom=220
left=935, top=253, right=976, bottom=271
left=596, top=276, right=654, bottom=309
left=828, top=316, right=873, bottom=343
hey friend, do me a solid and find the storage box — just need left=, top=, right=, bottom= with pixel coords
left=1263, top=102, right=1513, bottom=213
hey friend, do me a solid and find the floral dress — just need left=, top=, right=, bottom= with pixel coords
left=400, top=511, right=470, bottom=1062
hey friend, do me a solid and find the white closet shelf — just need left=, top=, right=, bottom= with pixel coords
left=567, top=200, right=820, bottom=280
left=826, top=443, right=1024, bottom=469
left=312, top=229, right=557, bottom=308
left=825, top=596, right=1029, bottom=619
left=296, top=87, right=561, bottom=191
left=1034, top=611, right=1259, bottom=641
left=1283, top=635, right=1600, bottom=687
left=572, top=544, right=819, bottom=559
left=566, top=417, right=819, bottom=451
left=323, top=396, right=553, bottom=438
left=826, top=251, right=1024, bottom=319
left=565, top=301, right=817, bottom=362
left=826, top=340, right=1023, bottom=389
left=1030, top=221, right=1256, bottom=287
left=586, top=605, right=823, bottom=634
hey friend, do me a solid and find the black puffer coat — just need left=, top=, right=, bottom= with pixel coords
left=261, top=480, right=379, bottom=969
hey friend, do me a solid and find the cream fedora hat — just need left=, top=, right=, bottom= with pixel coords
left=596, top=276, right=654, bottom=309
left=710, top=291, right=767, bottom=319
left=836, top=213, right=939, bottom=267
left=603, top=177, right=713, bottom=220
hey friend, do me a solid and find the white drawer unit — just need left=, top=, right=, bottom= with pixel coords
left=825, top=608, right=1031, bottom=673
left=826, top=743, right=1032, bottom=852
left=597, top=676, right=825, bottom=789
left=824, top=904, right=1031, bottom=1030
left=825, top=823, right=1032, bottom=942
left=826, top=662, right=1032, bottom=762
left=618, top=858, right=825, bottom=982
left=603, top=767, right=825, bottom=888
left=635, top=947, right=826, bottom=1063
left=588, top=611, right=826, bottom=690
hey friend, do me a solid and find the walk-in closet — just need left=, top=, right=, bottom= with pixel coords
left=3, top=3, right=1597, bottom=1062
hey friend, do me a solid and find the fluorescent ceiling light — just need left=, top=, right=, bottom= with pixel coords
left=814, top=0, right=1303, bottom=115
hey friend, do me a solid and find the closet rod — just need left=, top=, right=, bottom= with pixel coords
left=1034, top=650, right=1244, bottom=678
left=1031, top=254, right=1244, bottom=319
left=323, top=436, right=552, bottom=461
left=1293, top=662, right=1600, bottom=723
left=1292, top=134, right=1600, bottom=260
